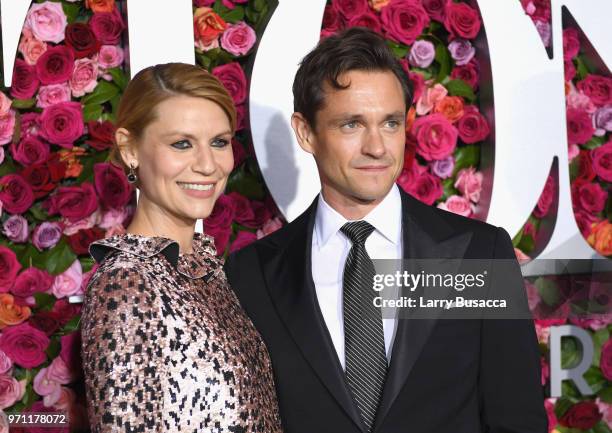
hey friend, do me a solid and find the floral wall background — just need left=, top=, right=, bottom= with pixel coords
left=0, top=0, right=608, bottom=431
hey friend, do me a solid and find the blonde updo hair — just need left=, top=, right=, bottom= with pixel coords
left=109, top=62, right=237, bottom=173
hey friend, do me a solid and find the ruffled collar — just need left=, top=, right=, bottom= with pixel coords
left=89, top=232, right=220, bottom=280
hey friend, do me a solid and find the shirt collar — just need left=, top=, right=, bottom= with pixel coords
left=314, top=183, right=402, bottom=249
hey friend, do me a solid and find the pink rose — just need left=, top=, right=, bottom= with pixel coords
left=25, top=1, right=67, bottom=44
left=0, top=322, right=49, bottom=368
left=514, top=248, right=530, bottom=265
left=403, top=171, right=443, bottom=205
left=567, top=84, right=597, bottom=113
left=456, top=105, right=490, bottom=144
left=566, top=108, right=595, bottom=145
left=36, top=83, right=71, bottom=109
left=11, top=59, right=40, bottom=99
left=575, top=182, right=607, bottom=213
left=32, top=221, right=63, bottom=251
left=416, top=83, right=448, bottom=115
left=212, top=62, right=247, bottom=104
left=98, top=207, right=128, bottom=230
left=0, top=174, right=34, bottom=214
left=444, top=1, right=481, bottom=39
left=454, top=167, right=483, bottom=203
left=0, top=110, right=16, bottom=146
left=2, top=215, right=29, bottom=244
left=18, top=29, right=48, bottom=65
left=256, top=217, right=283, bottom=239
left=36, top=45, right=75, bottom=85
left=577, top=74, right=612, bottom=107
left=62, top=209, right=100, bottom=236
left=11, top=135, right=50, bottom=166
left=50, top=259, right=83, bottom=299
left=97, top=45, right=124, bottom=69
left=563, top=28, right=580, bottom=61
left=332, top=0, right=368, bottom=20
left=591, top=140, right=612, bottom=182
left=20, top=113, right=41, bottom=137
left=220, top=21, right=256, bottom=56
left=0, top=93, right=11, bottom=117
left=534, top=175, right=555, bottom=218
left=69, top=57, right=98, bottom=97
left=11, top=267, right=53, bottom=300
left=45, top=182, right=98, bottom=222
left=89, top=9, right=125, bottom=45
left=438, top=195, right=472, bottom=217
left=451, top=59, right=479, bottom=90
left=47, top=356, right=75, bottom=384
left=0, top=374, right=26, bottom=409
left=229, top=230, right=257, bottom=253
left=381, top=0, right=430, bottom=46
left=0, top=350, right=12, bottom=375
left=422, top=0, right=446, bottom=22
left=40, top=101, right=84, bottom=148
left=412, top=113, right=458, bottom=161
left=33, top=367, right=61, bottom=405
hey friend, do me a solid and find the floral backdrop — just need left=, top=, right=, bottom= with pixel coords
left=0, top=0, right=608, bottom=431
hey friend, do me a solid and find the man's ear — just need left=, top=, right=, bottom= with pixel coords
left=291, top=112, right=316, bottom=155
left=115, top=127, right=139, bottom=168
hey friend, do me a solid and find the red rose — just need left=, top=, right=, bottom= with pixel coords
left=451, top=59, right=480, bottom=89
left=29, top=311, right=61, bottom=336
left=563, top=28, right=580, bottom=61
left=566, top=108, right=595, bottom=145
left=212, top=62, right=247, bottom=104
left=533, top=175, right=555, bottom=218
left=35, top=45, right=75, bottom=85
left=65, top=22, right=101, bottom=58
left=45, top=153, right=69, bottom=182
left=229, top=230, right=257, bottom=253
left=577, top=149, right=596, bottom=182
left=601, top=339, right=612, bottom=380
left=444, top=1, right=481, bottom=39
left=228, top=192, right=255, bottom=227
left=322, top=4, right=344, bottom=35
left=11, top=267, right=53, bottom=299
left=564, top=60, right=576, bottom=82
left=575, top=182, right=607, bottom=213
left=381, top=0, right=430, bottom=46
left=348, top=10, right=383, bottom=33
left=577, top=74, right=612, bottom=107
left=86, top=120, right=115, bottom=150
left=592, top=140, right=612, bottom=182
left=45, top=182, right=98, bottom=222
left=409, top=71, right=425, bottom=103
left=0, top=174, right=34, bottom=214
left=404, top=171, right=443, bottom=205
left=52, top=299, right=81, bottom=327
left=575, top=209, right=598, bottom=237
left=93, top=162, right=132, bottom=209
left=411, top=113, right=458, bottom=161
left=332, top=0, right=369, bottom=20
left=422, top=0, right=446, bottom=22
left=0, top=322, right=49, bottom=368
left=20, top=163, right=57, bottom=199
left=10, top=135, right=50, bottom=166
left=559, top=401, right=602, bottom=430
left=250, top=200, right=273, bottom=228
left=11, top=59, right=40, bottom=99
left=90, top=9, right=125, bottom=45
left=0, top=246, right=22, bottom=293
left=40, top=101, right=84, bottom=148
left=456, top=105, right=490, bottom=144
left=204, top=194, right=235, bottom=255
left=67, top=227, right=105, bottom=255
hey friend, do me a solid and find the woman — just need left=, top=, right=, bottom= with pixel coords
left=81, top=63, right=283, bottom=433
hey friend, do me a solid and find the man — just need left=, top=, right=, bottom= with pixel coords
left=224, top=27, right=547, bottom=433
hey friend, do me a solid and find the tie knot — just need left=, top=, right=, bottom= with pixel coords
left=341, top=221, right=375, bottom=245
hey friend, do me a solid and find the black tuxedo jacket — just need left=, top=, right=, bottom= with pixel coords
left=224, top=188, right=547, bottom=433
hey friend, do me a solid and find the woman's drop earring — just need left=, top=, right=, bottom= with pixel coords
left=127, top=162, right=138, bottom=184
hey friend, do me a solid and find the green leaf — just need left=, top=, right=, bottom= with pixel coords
left=554, top=397, right=575, bottom=418
left=593, top=421, right=612, bottom=433
left=561, top=336, right=582, bottom=369
left=517, top=233, right=535, bottom=254
left=592, top=328, right=610, bottom=368
left=584, top=365, right=606, bottom=394
left=445, top=79, right=476, bottom=102
left=598, top=385, right=612, bottom=403
left=11, top=98, right=36, bottom=109
left=34, top=293, right=56, bottom=311
left=387, top=40, right=409, bottom=59
left=535, top=276, right=560, bottom=306
left=512, top=229, right=523, bottom=248
left=107, top=67, right=128, bottom=91
left=44, top=239, right=77, bottom=275
left=452, top=145, right=480, bottom=175
left=28, top=202, right=49, bottom=221
left=45, top=337, right=61, bottom=359
left=435, top=43, right=452, bottom=82
left=245, top=6, right=260, bottom=23
left=584, top=136, right=606, bottom=150
left=254, top=0, right=267, bottom=12
left=21, top=383, right=36, bottom=408
left=225, top=165, right=265, bottom=200
left=17, top=243, right=43, bottom=270
left=62, top=2, right=81, bottom=24
left=0, top=156, right=17, bottom=177
left=83, top=103, right=103, bottom=122
left=220, top=5, right=245, bottom=23
left=441, top=178, right=458, bottom=200
left=59, top=315, right=81, bottom=335
left=575, top=56, right=590, bottom=81
left=80, top=256, right=95, bottom=273
left=82, top=81, right=120, bottom=105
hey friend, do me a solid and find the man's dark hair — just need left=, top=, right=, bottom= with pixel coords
left=293, top=27, right=413, bottom=127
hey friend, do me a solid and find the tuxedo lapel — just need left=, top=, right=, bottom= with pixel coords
left=373, top=190, right=473, bottom=431
left=258, top=197, right=366, bottom=433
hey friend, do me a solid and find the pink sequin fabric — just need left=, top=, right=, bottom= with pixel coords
left=81, top=232, right=282, bottom=432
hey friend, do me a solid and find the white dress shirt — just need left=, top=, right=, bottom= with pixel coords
left=311, top=184, right=403, bottom=370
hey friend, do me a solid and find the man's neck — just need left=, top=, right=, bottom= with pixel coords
left=320, top=187, right=390, bottom=221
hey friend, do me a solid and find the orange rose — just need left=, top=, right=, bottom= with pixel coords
left=405, top=106, right=417, bottom=132
left=59, top=148, right=86, bottom=178
left=587, top=220, right=612, bottom=256
left=434, top=96, right=465, bottom=123
left=0, top=294, right=31, bottom=329
left=194, top=7, right=227, bottom=50
left=369, top=0, right=391, bottom=11
left=85, top=0, right=115, bottom=13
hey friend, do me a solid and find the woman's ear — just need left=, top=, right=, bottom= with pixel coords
left=291, top=112, right=316, bottom=155
left=115, top=128, right=138, bottom=168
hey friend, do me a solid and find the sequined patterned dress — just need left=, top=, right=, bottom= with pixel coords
left=81, top=232, right=283, bottom=433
